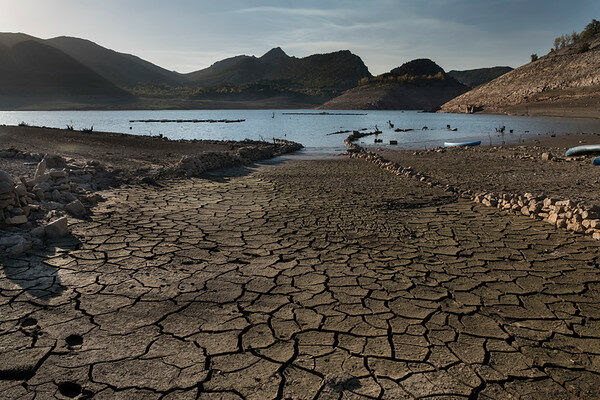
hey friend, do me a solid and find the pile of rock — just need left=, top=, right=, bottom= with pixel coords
left=173, top=139, right=303, bottom=178
left=473, top=193, right=600, bottom=239
left=1, top=153, right=107, bottom=256
left=346, top=138, right=600, bottom=242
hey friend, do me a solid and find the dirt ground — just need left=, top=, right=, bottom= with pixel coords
left=376, top=131, right=600, bottom=207
left=2, top=156, right=600, bottom=399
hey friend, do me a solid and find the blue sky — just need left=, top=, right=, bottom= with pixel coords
left=2, top=0, right=599, bottom=74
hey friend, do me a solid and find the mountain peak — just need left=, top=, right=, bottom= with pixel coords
left=390, top=59, right=445, bottom=77
left=260, top=47, right=289, bottom=61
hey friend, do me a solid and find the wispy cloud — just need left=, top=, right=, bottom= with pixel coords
left=235, top=6, right=350, bottom=18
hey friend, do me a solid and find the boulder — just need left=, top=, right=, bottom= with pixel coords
left=65, top=200, right=86, bottom=217
left=14, top=183, right=27, bottom=197
left=5, top=215, right=28, bottom=225
left=30, top=226, right=46, bottom=238
left=45, top=217, right=68, bottom=238
left=0, top=181, right=13, bottom=195
left=7, top=237, right=31, bottom=256
left=0, top=170, right=14, bottom=185
left=44, top=155, right=67, bottom=168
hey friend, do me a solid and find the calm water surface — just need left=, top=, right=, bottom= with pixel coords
left=2, top=110, right=600, bottom=155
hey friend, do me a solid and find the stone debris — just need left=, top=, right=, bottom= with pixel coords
left=0, top=152, right=105, bottom=256
left=173, top=139, right=302, bottom=178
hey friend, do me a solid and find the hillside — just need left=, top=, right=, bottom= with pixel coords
left=0, top=40, right=131, bottom=109
left=447, top=66, right=513, bottom=88
left=441, top=26, right=600, bottom=118
left=186, top=48, right=371, bottom=95
left=320, top=59, right=468, bottom=110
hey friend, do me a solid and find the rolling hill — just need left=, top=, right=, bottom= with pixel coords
left=320, top=59, right=468, bottom=110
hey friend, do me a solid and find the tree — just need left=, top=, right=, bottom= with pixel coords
left=530, top=53, right=539, bottom=62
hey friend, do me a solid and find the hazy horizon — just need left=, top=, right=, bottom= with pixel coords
left=2, top=0, right=600, bottom=75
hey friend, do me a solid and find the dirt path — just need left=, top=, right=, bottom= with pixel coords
left=1, top=157, right=600, bottom=399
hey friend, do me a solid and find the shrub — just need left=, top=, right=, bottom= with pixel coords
left=530, top=53, right=539, bottom=62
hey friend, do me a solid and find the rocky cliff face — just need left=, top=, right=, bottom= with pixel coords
left=441, top=34, right=600, bottom=118
left=320, top=59, right=468, bottom=110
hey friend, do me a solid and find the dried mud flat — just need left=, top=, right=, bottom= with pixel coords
left=2, top=150, right=600, bottom=399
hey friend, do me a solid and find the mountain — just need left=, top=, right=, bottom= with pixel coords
left=0, top=39, right=131, bottom=109
left=320, top=59, right=468, bottom=110
left=186, top=48, right=371, bottom=94
left=0, top=33, right=182, bottom=87
left=447, top=66, right=513, bottom=88
left=45, top=36, right=183, bottom=87
left=441, top=25, right=600, bottom=118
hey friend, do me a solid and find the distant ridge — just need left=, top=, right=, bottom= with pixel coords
left=320, top=59, right=468, bottom=110
left=0, top=32, right=373, bottom=109
left=447, top=66, right=513, bottom=88
left=184, top=47, right=371, bottom=95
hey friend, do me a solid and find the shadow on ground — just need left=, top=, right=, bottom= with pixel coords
left=0, top=234, right=81, bottom=300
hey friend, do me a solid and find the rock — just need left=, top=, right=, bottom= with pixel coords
left=51, top=190, right=62, bottom=202
left=543, top=198, right=556, bottom=208
left=14, top=183, right=27, bottom=197
left=0, top=181, right=13, bottom=195
left=0, top=235, right=24, bottom=246
left=541, top=152, right=553, bottom=161
left=584, top=219, right=600, bottom=229
left=44, top=155, right=67, bottom=168
left=7, top=237, right=31, bottom=256
left=5, top=215, right=28, bottom=225
left=0, top=170, right=14, bottom=185
left=49, top=170, right=68, bottom=179
left=34, top=159, right=47, bottom=179
left=30, top=226, right=46, bottom=238
left=62, top=191, right=78, bottom=203
left=65, top=200, right=86, bottom=217
left=45, top=217, right=68, bottom=238
left=567, top=221, right=584, bottom=233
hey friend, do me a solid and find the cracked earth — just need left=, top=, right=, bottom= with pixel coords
left=2, top=157, right=600, bottom=399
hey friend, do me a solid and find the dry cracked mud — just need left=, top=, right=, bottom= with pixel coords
left=1, top=157, right=600, bottom=399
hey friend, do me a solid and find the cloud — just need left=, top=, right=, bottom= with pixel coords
left=235, top=6, right=350, bottom=18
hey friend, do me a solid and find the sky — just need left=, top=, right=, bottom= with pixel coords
left=2, top=0, right=599, bottom=75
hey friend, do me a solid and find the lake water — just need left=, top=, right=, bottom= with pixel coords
left=2, top=110, right=600, bottom=154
